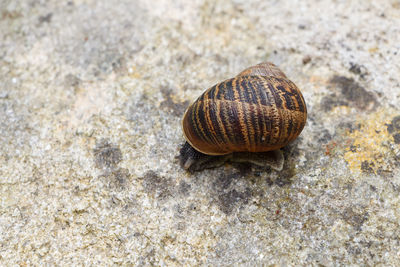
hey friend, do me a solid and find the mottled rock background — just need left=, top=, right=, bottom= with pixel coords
left=1, top=0, right=400, bottom=265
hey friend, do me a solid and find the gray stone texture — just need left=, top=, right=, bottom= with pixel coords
left=1, top=0, right=400, bottom=265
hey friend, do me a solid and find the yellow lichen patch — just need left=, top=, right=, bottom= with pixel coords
left=368, top=47, right=379, bottom=53
left=343, top=109, right=396, bottom=174
left=128, top=65, right=142, bottom=79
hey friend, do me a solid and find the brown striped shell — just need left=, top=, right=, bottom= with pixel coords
left=182, top=62, right=307, bottom=155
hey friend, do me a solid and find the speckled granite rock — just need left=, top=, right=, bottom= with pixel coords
left=1, top=0, right=400, bottom=265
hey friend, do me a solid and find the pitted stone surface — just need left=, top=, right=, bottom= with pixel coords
left=1, top=0, right=400, bottom=265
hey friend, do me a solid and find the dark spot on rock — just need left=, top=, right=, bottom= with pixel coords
left=386, top=124, right=394, bottom=134
left=214, top=54, right=229, bottom=64
left=361, top=161, right=374, bottom=174
left=160, top=87, right=189, bottom=117
left=217, top=188, right=251, bottom=214
left=350, top=145, right=357, bottom=152
left=317, top=129, right=332, bottom=143
left=100, top=54, right=128, bottom=74
left=346, top=244, right=362, bottom=255
left=178, top=181, right=191, bottom=196
left=386, top=116, right=400, bottom=133
left=349, top=62, right=368, bottom=78
left=213, top=172, right=241, bottom=192
left=38, top=13, right=52, bottom=24
left=337, top=121, right=361, bottom=133
left=176, top=222, right=186, bottom=231
left=100, top=168, right=130, bottom=191
left=73, top=208, right=87, bottom=215
left=349, top=63, right=362, bottom=75
left=211, top=172, right=253, bottom=214
left=93, top=139, right=122, bottom=169
left=320, top=94, right=348, bottom=111
left=377, top=168, right=393, bottom=177
left=393, top=133, right=400, bottom=144
left=174, top=204, right=184, bottom=215
left=64, top=74, right=81, bottom=94
left=329, top=75, right=378, bottom=110
left=302, top=55, right=311, bottom=64
left=64, top=74, right=80, bottom=88
left=139, top=249, right=156, bottom=266
left=265, top=177, right=274, bottom=186
left=253, top=171, right=262, bottom=177
left=341, top=207, right=369, bottom=231
left=142, top=171, right=173, bottom=200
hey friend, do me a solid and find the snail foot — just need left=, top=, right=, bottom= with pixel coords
left=179, top=142, right=284, bottom=172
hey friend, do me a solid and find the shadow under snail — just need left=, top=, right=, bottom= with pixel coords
left=179, top=62, right=307, bottom=172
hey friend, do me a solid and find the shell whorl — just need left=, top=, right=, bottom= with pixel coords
left=237, top=62, right=287, bottom=79
left=182, top=62, right=307, bottom=155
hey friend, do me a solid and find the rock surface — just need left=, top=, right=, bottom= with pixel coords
left=1, top=0, right=400, bottom=265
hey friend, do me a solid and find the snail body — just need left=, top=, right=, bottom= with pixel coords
left=182, top=62, right=307, bottom=161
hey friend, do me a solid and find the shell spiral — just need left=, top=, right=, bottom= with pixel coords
left=182, top=62, right=307, bottom=155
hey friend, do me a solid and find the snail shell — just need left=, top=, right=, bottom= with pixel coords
left=182, top=62, right=307, bottom=155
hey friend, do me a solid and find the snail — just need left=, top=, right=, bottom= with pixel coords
left=179, top=62, right=307, bottom=172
